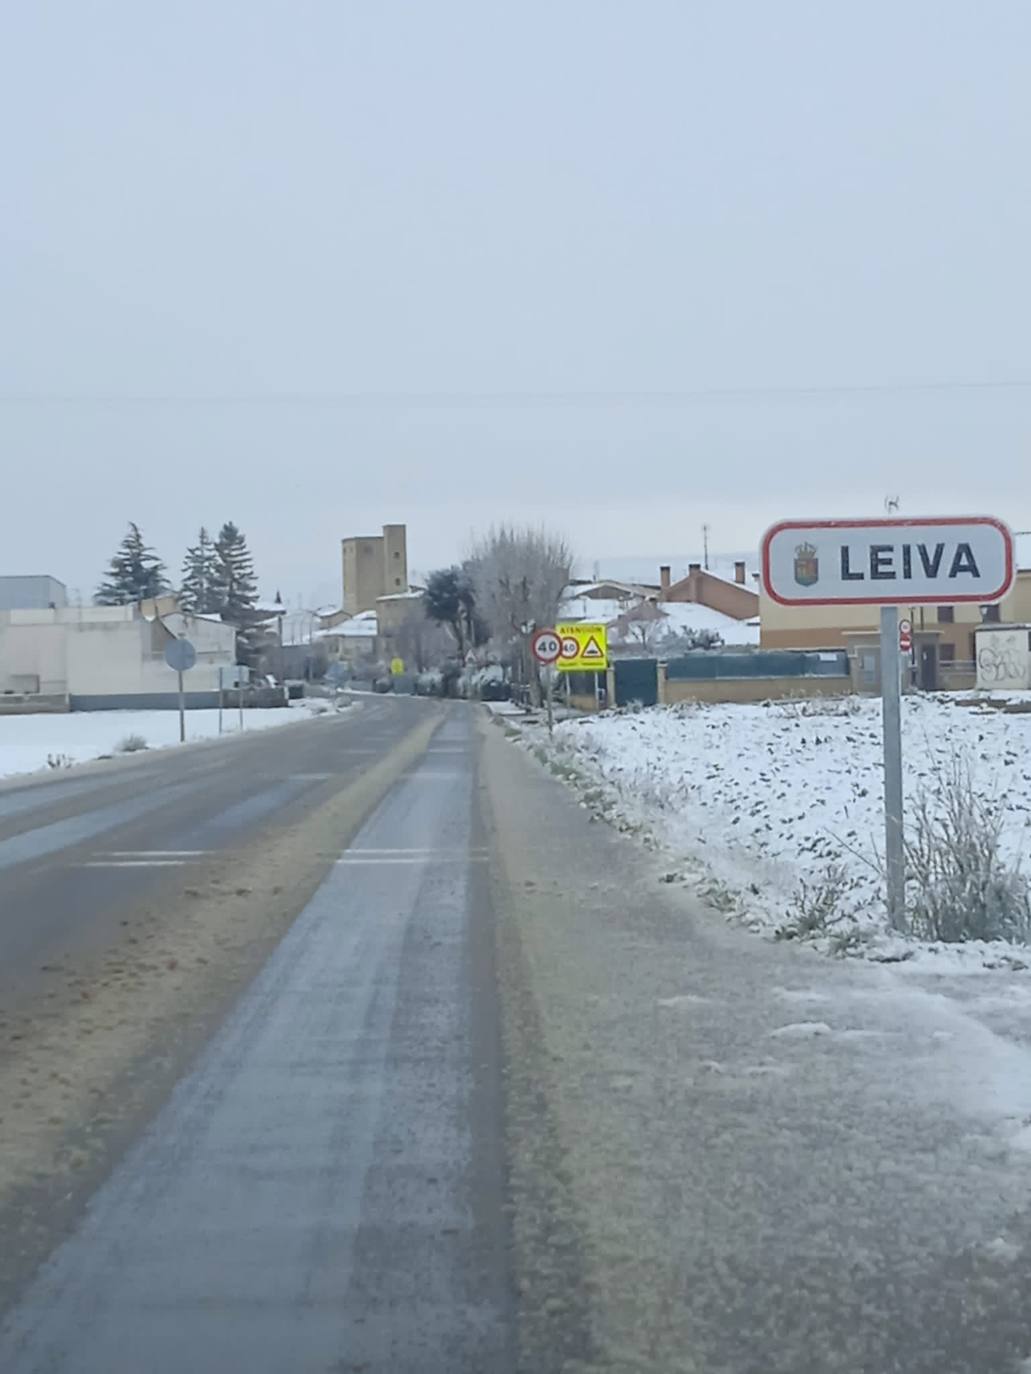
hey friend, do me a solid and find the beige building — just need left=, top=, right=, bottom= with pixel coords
left=341, top=524, right=409, bottom=614
left=374, top=589, right=424, bottom=637
left=760, top=532, right=1031, bottom=690
left=315, top=610, right=379, bottom=666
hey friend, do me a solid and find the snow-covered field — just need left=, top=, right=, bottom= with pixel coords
left=0, top=699, right=340, bottom=781
left=530, top=693, right=1031, bottom=966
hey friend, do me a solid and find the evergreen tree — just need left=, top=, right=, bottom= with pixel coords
left=179, top=527, right=221, bottom=614
left=424, top=566, right=487, bottom=657
left=95, top=523, right=169, bottom=605
left=214, top=521, right=263, bottom=664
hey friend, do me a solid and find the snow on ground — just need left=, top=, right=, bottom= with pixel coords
left=530, top=693, right=1031, bottom=965
left=517, top=692, right=1031, bottom=1139
left=0, top=698, right=339, bottom=781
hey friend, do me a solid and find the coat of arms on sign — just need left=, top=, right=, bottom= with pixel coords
left=793, top=542, right=819, bottom=587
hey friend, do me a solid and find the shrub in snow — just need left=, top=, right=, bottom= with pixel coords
left=46, top=752, right=74, bottom=770
left=777, top=862, right=854, bottom=941
left=117, top=733, right=149, bottom=753
left=793, top=696, right=862, bottom=718
left=415, top=671, right=444, bottom=697
left=904, top=756, right=1031, bottom=945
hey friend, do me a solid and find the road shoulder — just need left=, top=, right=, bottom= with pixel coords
left=479, top=711, right=1031, bottom=1373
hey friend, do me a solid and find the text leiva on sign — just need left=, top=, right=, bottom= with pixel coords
left=761, top=517, right=1014, bottom=608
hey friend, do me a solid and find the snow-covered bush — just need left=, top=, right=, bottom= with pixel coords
left=904, top=757, right=1031, bottom=944
left=777, top=862, right=854, bottom=941
left=117, top=733, right=149, bottom=752
left=415, top=671, right=444, bottom=696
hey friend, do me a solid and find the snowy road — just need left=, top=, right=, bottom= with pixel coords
left=4, top=699, right=1031, bottom=1369
left=0, top=711, right=511, bottom=1374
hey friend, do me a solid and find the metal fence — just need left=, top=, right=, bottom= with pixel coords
left=665, top=649, right=849, bottom=681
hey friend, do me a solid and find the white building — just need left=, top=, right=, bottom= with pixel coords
left=975, top=624, right=1031, bottom=692
left=0, top=575, right=68, bottom=611
left=0, top=596, right=236, bottom=709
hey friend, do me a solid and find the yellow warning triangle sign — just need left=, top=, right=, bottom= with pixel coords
left=580, top=634, right=604, bottom=661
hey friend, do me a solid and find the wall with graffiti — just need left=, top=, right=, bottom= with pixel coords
left=975, top=627, right=1031, bottom=691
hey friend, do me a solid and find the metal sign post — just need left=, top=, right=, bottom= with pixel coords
left=880, top=606, right=905, bottom=927
left=531, top=629, right=562, bottom=734
left=163, top=638, right=197, bottom=746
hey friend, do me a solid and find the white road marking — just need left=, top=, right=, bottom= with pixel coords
left=80, top=849, right=208, bottom=869
left=336, top=847, right=488, bottom=866
left=82, top=859, right=195, bottom=869
left=345, top=848, right=487, bottom=855
left=102, top=851, right=208, bottom=858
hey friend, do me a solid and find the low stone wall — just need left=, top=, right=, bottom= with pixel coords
left=939, top=667, right=977, bottom=693
left=567, top=691, right=604, bottom=714
left=662, top=674, right=851, bottom=705
left=0, top=693, right=70, bottom=715
left=68, top=687, right=288, bottom=712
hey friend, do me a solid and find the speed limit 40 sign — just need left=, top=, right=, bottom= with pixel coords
left=530, top=629, right=562, bottom=665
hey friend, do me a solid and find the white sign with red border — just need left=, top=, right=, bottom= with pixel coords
left=530, top=628, right=562, bottom=665
left=898, top=618, right=912, bottom=653
left=761, top=517, right=1014, bottom=608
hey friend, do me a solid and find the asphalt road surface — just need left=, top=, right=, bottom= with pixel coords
left=4, top=695, right=1031, bottom=1372
left=0, top=701, right=510, bottom=1373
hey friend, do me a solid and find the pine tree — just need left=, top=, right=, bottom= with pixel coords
left=214, top=521, right=263, bottom=664
left=179, top=527, right=221, bottom=614
left=95, top=523, right=169, bottom=605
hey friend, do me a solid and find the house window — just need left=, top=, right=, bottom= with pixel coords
left=981, top=604, right=1001, bottom=623
left=395, top=578, right=401, bottom=587
left=937, top=605, right=954, bottom=623
left=939, top=643, right=956, bottom=662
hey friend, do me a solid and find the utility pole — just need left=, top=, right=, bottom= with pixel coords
left=702, top=524, right=710, bottom=570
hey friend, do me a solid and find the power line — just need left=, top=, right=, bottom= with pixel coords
left=2, top=378, right=1031, bottom=407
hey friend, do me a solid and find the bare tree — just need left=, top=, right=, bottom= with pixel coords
left=392, top=600, right=453, bottom=672
left=467, top=525, right=573, bottom=689
left=468, top=525, right=572, bottom=641
left=612, top=600, right=668, bottom=652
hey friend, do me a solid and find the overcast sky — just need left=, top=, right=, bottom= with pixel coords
left=3, top=1, right=1030, bottom=605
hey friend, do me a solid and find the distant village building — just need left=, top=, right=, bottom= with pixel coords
left=658, top=561, right=758, bottom=621
left=759, top=532, right=1031, bottom=692
left=0, top=575, right=68, bottom=612
left=341, top=524, right=409, bottom=614
left=0, top=589, right=236, bottom=709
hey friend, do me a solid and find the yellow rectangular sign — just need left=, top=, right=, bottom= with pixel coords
left=555, top=622, right=609, bottom=672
